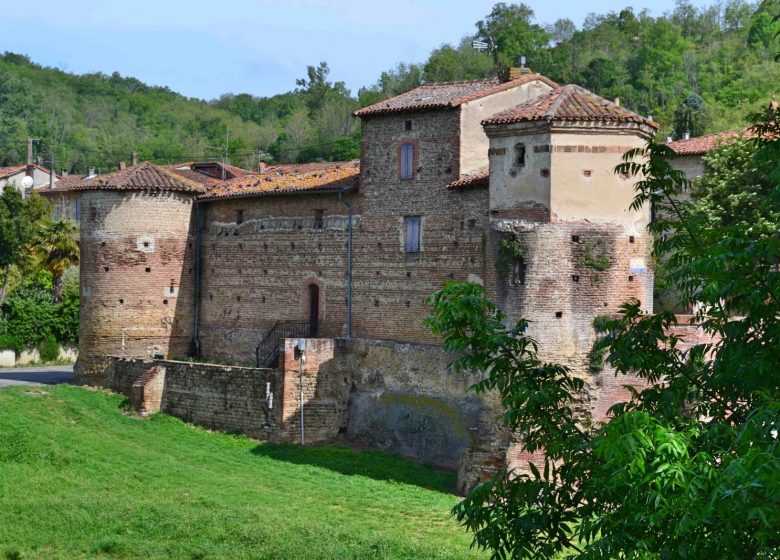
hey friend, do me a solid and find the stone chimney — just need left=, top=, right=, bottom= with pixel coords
left=131, top=151, right=138, bottom=166
left=258, top=161, right=267, bottom=173
left=502, top=56, right=531, bottom=82
left=119, top=161, right=126, bottom=170
left=614, top=97, right=620, bottom=107
left=88, top=167, right=96, bottom=178
left=62, top=169, right=68, bottom=177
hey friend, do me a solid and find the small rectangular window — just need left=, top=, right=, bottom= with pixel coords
left=404, top=216, right=421, bottom=253
left=75, top=198, right=81, bottom=221
left=236, top=209, right=244, bottom=224
left=313, top=209, right=324, bottom=229
left=400, top=143, right=415, bottom=180
left=89, top=206, right=98, bottom=221
left=405, top=120, right=412, bottom=131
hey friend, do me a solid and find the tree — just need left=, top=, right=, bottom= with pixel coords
left=426, top=108, right=780, bottom=559
left=32, top=219, right=79, bottom=303
left=673, top=93, right=709, bottom=138
left=475, top=3, right=551, bottom=69
left=0, top=189, right=47, bottom=302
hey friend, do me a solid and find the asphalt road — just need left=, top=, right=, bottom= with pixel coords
left=0, top=365, right=75, bottom=387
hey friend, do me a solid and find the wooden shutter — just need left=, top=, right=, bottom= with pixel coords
left=400, top=143, right=414, bottom=180
left=405, top=216, right=421, bottom=253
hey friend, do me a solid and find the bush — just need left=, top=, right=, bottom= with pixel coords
left=0, top=332, right=22, bottom=354
left=39, top=334, right=59, bottom=362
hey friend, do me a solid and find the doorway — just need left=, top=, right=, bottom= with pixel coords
left=308, top=284, right=320, bottom=336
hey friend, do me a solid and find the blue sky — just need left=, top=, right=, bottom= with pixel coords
left=1, top=0, right=713, bottom=100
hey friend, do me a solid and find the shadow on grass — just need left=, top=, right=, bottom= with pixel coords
left=251, top=442, right=457, bottom=494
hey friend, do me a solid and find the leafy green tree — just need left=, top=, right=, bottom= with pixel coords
left=32, top=219, right=79, bottom=303
left=0, top=189, right=47, bottom=302
left=426, top=109, right=780, bottom=558
left=475, top=3, right=551, bottom=69
left=423, top=38, right=496, bottom=83
left=673, top=93, right=710, bottom=138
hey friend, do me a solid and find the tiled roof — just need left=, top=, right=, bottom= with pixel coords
left=482, top=84, right=659, bottom=129
left=446, top=169, right=490, bottom=191
left=33, top=174, right=86, bottom=194
left=73, top=162, right=206, bottom=193
left=0, top=163, right=53, bottom=181
left=167, top=161, right=256, bottom=185
left=354, top=74, right=558, bottom=117
left=666, top=130, right=747, bottom=155
left=200, top=160, right=359, bottom=200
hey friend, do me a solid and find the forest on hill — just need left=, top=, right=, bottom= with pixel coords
left=0, top=0, right=777, bottom=173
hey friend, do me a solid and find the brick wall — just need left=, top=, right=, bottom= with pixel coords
left=76, top=190, right=197, bottom=383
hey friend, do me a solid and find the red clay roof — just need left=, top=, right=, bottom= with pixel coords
left=33, top=174, right=86, bottom=194
left=446, top=170, right=490, bottom=191
left=483, top=84, right=659, bottom=129
left=200, top=160, right=359, bottom=200
left=0, top=163, right=53, bottom=181
left=666, top=130, right=747, bottom=155
left=73, top=162, right=205, bottom=194
left=354, top=74, right=558, bottom=117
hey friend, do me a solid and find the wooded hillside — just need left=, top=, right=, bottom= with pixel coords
left=0, top=0, right=777, bottom=172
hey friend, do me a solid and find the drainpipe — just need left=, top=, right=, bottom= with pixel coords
left=338, top=189, right=353, bottom=338
left=193, top=200, right=202, bottom=358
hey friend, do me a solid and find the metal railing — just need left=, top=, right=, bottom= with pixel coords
left=255, top=320, right=318, bottom=368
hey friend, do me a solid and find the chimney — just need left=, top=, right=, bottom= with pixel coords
left=258, top=161, right=267, bottom=173
left=62, top=169, right=68, bottom=177
left=119, top=161, right=126, bottom=170
left=613, top=97, right=620, bottom=107
left=682, top=132, right=690, bottom=140
left=502, top=56, right=531, bottom=82
left=88, top=167, right=96, bottom=178
left=131, top=151, right=138, bottom=166
left=26, top=138, right=33, bottom=165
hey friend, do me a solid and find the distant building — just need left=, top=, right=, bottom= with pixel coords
left=0, top=164, right=55, bottom=198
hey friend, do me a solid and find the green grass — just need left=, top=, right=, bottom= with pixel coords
left=0, top=385, right=483, bottom=559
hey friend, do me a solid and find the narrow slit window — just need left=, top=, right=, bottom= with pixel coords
left=404, top=216, right=421, bottom=253
left=512, top=257, right=527, bottom=285
left=400, top=143, right=415, bottom=180
left=313, top=209, right=324, bottom=229
left=514, top=143, right=526, bottom=167
left=236, top=209, right=244, bottom=224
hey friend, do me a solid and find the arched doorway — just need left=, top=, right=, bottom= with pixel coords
left=308, top=284, right=320, bottom=336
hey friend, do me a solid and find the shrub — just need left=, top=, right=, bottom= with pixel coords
left=39, top=334, right=59, bottom=362
left=0, top=332, right=21, bottom=354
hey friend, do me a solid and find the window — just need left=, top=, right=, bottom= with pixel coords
left=404, top=216, right=421, bottom=253
left=400, top=143, right=415, bottom=180
left=75, top=198, right=81, bottom=221
left=236, top=209, right=244, bottom=224
left=514, top=143, right=526, bottom=167
left=313, top=209, right=324, bottom=229
left=405, top=120, right=412, bottom=131
left=89, top=206, right=98, bottom=221
left=512, top=257, right=527, bottom=285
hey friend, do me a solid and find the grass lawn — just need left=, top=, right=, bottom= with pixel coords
left=0, top=385, right=484, bottom=559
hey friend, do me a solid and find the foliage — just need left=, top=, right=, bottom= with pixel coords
left=425, top=108, right=780, bottom=558
left=495, top=236, right=525, bottom=274
left=673, top=93, right=710, bottom=138
left=587, top=316, right=611, bottom=373
left=0, top=189, right=48, bottom=301
left=580, top=240, right=611, bottom=271
left=38, top=333, right=59, bottom=362
left=0, top=270, right=78, bottom=352
left=0, top=385, right=480, bottom=559
left=31, top=219, right=79, bottom=303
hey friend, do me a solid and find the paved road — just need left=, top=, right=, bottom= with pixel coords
left=0, top=365, right=74, bottom=387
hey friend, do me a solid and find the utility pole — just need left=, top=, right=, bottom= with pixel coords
left=49, top=147, right=55, bottom=190
left=222, top=127, right=229, bottom=181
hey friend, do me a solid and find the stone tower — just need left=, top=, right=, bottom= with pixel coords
left=482, top=85, right=657, bottom=421
left=74, top=162, right=204, bottom=384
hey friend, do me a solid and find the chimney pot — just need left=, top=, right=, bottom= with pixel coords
left=119, top=161, right=126, bottom=170
left=682, top=132, right=690, bottom=140
left=88, top=167, right=96, bottom=178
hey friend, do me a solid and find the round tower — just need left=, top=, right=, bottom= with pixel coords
left=74, top=162, right=204, bottom=384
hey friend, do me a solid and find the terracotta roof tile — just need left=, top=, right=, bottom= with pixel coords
left=73, top=162, right=205, bottom=194
left=0, top=163, right=53, bottom=181
left=483, top=84, right=659, bottom=129
left=666, top=130, right=748, bottom=155
left=200, top=160, right=359, bottom=200
left=354, top=74, right=558, bottom=117
left=446, top=169, right=489, bottom=190
left=33, top=174, right=86, bottom=194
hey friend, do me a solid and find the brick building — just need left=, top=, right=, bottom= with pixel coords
left=73, top=71, right=670, bottom=490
